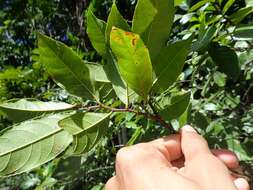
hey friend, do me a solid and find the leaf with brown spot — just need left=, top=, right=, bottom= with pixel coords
left=110, top=27, right=153, bottom=99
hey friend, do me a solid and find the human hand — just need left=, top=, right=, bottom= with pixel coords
left=105, top=125, right=249, bottom=190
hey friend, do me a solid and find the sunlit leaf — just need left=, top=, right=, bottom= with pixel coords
left=59, top=112, right=110, bottom=155
left=105, top=3, right=130, bottom=43
left=153, top=37, right=192, bottom=90
left=110, top=27, right=153, bottom=99
left=144, top=0, right=174, bottom=62
left=0, top=99, right=75, bottom=122
left=38, top=33, right=96, bottom=100
left=0, top=114, right=73, bottom=177
left=132, top=0, right=157, bottom=36
left=86, top=8, right=107, bottom=56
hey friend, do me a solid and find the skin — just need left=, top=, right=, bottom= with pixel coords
left=105, top=125, right=249, bottom=190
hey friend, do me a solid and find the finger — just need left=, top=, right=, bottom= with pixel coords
left=180, top=125, right=211, bottom=161
left=234, top=178, right=250, bottom=190
left=105, top=176, right=120, bottom=190
left=172, top=149, right=239, bottom=169
left=181, top=125, right=238, bottom=190
left=150, top=134, right=182, bottom=162
left=115, top=134, right=195, bottom=190
left=212, top=149, right=239, bottom=169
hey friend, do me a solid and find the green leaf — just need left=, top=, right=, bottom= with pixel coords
left=144, top=0, right=174, bottom=62
left=213, top=71, right=226, bottom=87
left=189, top=0, right=214, bottom=12
left=86, top=8, right=107, bottom=56
left=192, top=26, right=216, bottom=52
left=105, top=3, right=130, bottom=43
left=209, top=43, right=240, bottom=80
left=0, top=114, right=73, bottom=177
left=86, top=63, right=110, bottom=83
left=0, top=99, right=75, bottom=122
left=222, top=0, right=235, bottom=14
left=178, top=103, right=191, bottom=127
left=103, top=52, right=138, bottom=104
left=229, top=7, right=253, bottom=25
left=38, top=33, right=95, bottom=100
left=59, top=112, right=110, bottom=155
left=234, top=25, right=253, bottom=39
left=153, top=37, right=192, bottom=90
left=156, top=91, right=191, bottom=121
left=110, top=27, right=153, bottom=99
left=174, top=0, right=186, bottom=6
left=132, top=0, right=157, bottom=36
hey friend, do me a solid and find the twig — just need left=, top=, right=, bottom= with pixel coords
left=81, top=102, right=176, bottom=133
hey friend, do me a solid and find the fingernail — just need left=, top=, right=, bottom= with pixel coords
left=181, top=125, right=196, bottom=133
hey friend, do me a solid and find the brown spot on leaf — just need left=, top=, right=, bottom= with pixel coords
left=125, top=31, right=134, bottom=37
left=132, top=38, right=137, bottom=46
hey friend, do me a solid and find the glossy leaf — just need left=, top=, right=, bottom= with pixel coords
left=222, top=0, right=235, bottom=14
left=86, top=8, right=107, bottom=56
left=105, top=3, right=130, bottom=43
left=153, top=37, right=192, bottom=90
left=229, top=7, right=253, bottom=24
left=234, top=25, right=253, bottom=39
left=144, top=0, right=174, bottom=62
left=110, top=27, right=153, bottom=99
left=156, top=91, right=191, bottom=121
left=189, top=0, right=214, bottom=12
left=38, top=33, right=95, bottom=100
left=209, top=43, right=240, bottom=80
left=0, top=114, right=73, bottom=177
left=0, top=99, right=75, bottom=122
left=59, top=112, right=110, bottom=155
left=132, top=0, right=157, bottom=36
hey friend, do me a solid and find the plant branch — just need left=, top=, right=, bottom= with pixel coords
left=81, top=102, right=176, bottom=133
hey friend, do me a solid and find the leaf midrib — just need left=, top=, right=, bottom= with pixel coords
left=41, top=36, right=95, bottom=99
left=0, top=127, right=64, bottom=157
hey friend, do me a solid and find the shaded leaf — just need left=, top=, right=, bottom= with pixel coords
left=156, top=91, right=191, bottom=120
left=86, top=8, right=107, bottom=56
left=0, top=114, right=73, bottom=177
left=0, top=99, right=75, bottom=122
left=209, top=43, right=240, bottom=80
left=234, top=25, right=253, bottom=39
left=38, top=33, right=95, bottom=100
left=144, top=0, right=174, bottom=62
left=132, top=0, right=157, bottom=36
left=192, top=26, right=216, bottom=52
left=153, top=37, right=192, bottom=91
left=59, top=112, right=110, bottom=155
left=110, top=27, right=153, bottom=99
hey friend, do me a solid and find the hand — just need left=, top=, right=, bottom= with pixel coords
left=105, top=125, right=249, bottom=190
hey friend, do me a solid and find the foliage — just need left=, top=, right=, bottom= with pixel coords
left=0, top=0, right=253, bottom=189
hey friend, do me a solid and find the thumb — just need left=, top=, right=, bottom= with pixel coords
left=180, top=125, right=211, bottom=161
left=180, top=125, right=237, bottom=190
